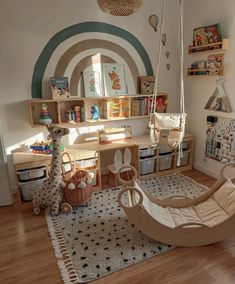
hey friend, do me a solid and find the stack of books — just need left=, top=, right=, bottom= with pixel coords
left=65, top=103, right=85, bottom=123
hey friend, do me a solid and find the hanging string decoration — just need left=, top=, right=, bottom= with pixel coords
left=148, top=14, right=159, bottom=31
left=162, top=33, right=167, bottom=45
left=97, top=0, right=144, bottom=16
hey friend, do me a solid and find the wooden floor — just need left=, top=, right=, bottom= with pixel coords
left=1, top=169, right=235, bottom=284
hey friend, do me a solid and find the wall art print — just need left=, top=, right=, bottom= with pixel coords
left=83, top=71, right=102, bottom=97
left=103, top=63, right=126, bottom=96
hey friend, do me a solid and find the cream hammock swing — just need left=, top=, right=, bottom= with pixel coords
left=149, top=0, right=186, bottom=154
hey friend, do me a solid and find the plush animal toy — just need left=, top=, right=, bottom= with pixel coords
left=32, top=125, right=70, bottom=216
left=90, top=105, right=100, bottom=120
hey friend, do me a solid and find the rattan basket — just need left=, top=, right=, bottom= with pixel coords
left=97, top=0, right=144, bottom=16
left=62, top=153, right=92, bottom=206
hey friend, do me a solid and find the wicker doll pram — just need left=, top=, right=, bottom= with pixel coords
left=60, top=152, right=92, bottom=214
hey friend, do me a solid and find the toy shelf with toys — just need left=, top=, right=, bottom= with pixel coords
left=27, top=93, right=168, bottom=127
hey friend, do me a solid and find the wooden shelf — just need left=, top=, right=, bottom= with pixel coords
left=187, top=68, right=223, bottom=76
left=28, top=94, right=166, bottom=127
left=188, top=39, right=228, bottom=55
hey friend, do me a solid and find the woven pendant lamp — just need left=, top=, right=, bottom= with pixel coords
left=97, top=0, right=144, bottom=16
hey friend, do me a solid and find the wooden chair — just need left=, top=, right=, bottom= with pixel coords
left=107, top=148, right=132, bottom=189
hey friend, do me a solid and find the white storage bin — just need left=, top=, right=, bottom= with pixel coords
left=75, top=158, right=96, bottom=168
left=140, top=157, right=155, bottom=175
left=17, top=166, right=46, bottom=182
left=159, top=153, right=173, bottom=171
left=19, top=178, right=47, bottom=201
left=181, top=142, right=189, bottom=150
left=177, top=151, right=189, bottom=167
left=159, top=147, right=172, bottom=154
left=139, top=148, right=155, bottom=158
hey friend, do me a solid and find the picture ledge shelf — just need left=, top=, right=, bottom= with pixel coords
left=188, top=38, right=229, bottom=55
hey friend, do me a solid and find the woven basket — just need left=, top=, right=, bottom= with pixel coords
left=62, top=153, right=92, bottom=206
left=97, top=0, right=144, bottom=16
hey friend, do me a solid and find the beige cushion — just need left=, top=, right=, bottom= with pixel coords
left=213, top=179, right=235, bottom=216
left=194, top=198, right=229, bottom=227
left=169, top=206, right=201, bottom=227
left=134, top=181, right=176, bottom=228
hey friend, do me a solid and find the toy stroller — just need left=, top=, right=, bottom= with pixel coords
left=60, top=152, right=93, bottom=214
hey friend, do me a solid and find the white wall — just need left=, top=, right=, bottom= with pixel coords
left=184, top=0, right=235, bottom=178
left=0, top=0, right=181, bottom=191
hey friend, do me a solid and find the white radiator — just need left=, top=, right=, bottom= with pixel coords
left=0, top=121, right=13, bottom=206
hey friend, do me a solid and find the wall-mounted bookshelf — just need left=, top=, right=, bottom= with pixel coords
left=28, top=94, right=167, bottom=127
left=187, top=39, right=228, bottom=77
left=188, top=39, right=228, bottom=55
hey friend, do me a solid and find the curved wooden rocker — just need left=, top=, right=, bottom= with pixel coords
left=117, top=163, right=235, bottom=247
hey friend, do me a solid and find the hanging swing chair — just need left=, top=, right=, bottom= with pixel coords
left=148, top=0, right=187, bottom=152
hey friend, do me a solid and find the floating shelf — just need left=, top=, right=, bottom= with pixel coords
left=187, top=67, right=223, bottom=76
left=28, top=95, right=162, bottom=127
left=188, top=39, right=228, bottom=55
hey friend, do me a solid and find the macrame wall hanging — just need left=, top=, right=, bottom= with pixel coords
left=97, top=0, right=144, bottom=16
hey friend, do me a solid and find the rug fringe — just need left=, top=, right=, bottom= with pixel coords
left=45, top=214, right=80, bottom=284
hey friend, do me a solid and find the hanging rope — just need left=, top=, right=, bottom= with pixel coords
left=149, top=0, right=186, bottom=155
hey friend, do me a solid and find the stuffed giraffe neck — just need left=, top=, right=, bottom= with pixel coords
left=32, top=125, right=70, bottom=216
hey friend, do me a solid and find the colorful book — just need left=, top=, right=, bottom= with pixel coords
left=50, top=77, right=70, bottom=99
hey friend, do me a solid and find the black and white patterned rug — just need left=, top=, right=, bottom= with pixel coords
left=46, top=173, right=208, bottom=284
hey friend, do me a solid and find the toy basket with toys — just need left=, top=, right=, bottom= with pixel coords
left=60, top=152, right=93, bottom=214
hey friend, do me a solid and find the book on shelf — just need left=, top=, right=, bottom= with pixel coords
left=131, top=95, right=167, bottom=116
left=50, top=77, right=70, bottom=99
left=65, top=103, right=85, bottom=123
left=193, top=23, right=222, bottom=47
left=99, top=98, right=129, bottom=119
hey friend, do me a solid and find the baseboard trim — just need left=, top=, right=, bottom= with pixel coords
left=193, top=162, right=219, bottom=179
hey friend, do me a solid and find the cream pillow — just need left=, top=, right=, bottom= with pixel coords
left=213, top=179, right=235, bottom=216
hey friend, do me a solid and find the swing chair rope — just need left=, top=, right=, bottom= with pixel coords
left=151, top=0, right=185, bottom=120
left=149, top=0, right=186, bottom=154
left=179, top=0, right=185, bottom=117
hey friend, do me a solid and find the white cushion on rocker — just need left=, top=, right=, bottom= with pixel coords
left=194, top=198, right=229, bottom=227
left=213, top=179, right=235, bottom=216
left=134, top=181, right=176, bottom=228
left=169, top=207, right=201, bottom=226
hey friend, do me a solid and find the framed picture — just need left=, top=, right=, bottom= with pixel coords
left=140, top=76, right=155, bottom=94
left=102, top=63, right=126, bottom=96
left=50, top=77, right=70, bottom=99
left=83, top=71, right=102, bottom=97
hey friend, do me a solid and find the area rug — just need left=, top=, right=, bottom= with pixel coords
left=46, top=173, right=208, bottom=284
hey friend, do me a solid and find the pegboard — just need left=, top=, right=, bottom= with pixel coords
left=205, top=115, right=235, bottom=163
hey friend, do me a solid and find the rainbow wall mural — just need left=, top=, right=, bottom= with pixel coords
left=31, top=22, right=153, bottom=98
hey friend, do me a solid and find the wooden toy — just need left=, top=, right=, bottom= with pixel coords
left=98, top=126, right=132, bottom=144
left=60, top=152, right=93, bottom=214
left=117, top=163, right=235, bottom=247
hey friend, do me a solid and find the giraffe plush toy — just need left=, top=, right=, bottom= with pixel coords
left=32, top=125, right=70, bottom=216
